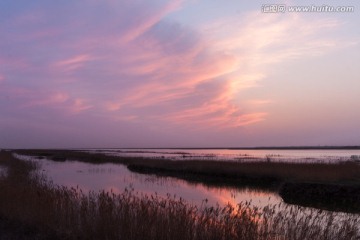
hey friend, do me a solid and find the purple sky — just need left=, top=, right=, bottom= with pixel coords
left=1, top=1, right=359, bottom=148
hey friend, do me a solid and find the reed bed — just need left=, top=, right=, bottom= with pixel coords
left=0, top=151, right=359, bottom=239
left=127, top=159, right=360, bottom=186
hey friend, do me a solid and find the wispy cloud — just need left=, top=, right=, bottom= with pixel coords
left=0, top=84, right=92, bottom=115
left=106, top=11, right=344, bottom=129
left=117, top=0, right=185, bottom=44
left=71, top=98, right=93, bottom=113
left=54, top=54, right=94, bottom=72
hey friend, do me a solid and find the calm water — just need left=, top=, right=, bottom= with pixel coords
left=16, top=153, right=281, bottom=208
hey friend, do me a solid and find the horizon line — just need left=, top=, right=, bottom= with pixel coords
left=5, top=145, right=360, bottom=150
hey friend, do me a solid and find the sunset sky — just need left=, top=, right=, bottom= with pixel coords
left=1, top=1, right=359, bottom=148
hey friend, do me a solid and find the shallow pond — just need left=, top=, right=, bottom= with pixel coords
left=16, top=154, right=282, bottom=208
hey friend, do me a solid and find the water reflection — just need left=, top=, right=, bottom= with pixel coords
left=16, top=154, right=282, bottom=208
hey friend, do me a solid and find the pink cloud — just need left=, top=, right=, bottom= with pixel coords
left=208, top=13, right=344, bottom=66
left=104, top=36, right=240, bottom=112
left=54, top=54, right=94, bottom=72
left=1, top=85, right=92, bottom=115
left=30, top=92, right=69, bottom=107
left=160, top=93, right=267, bottom=129
left=70, top=98, right=93, bottom=113
left=118, top=0, right=184, bottom=44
